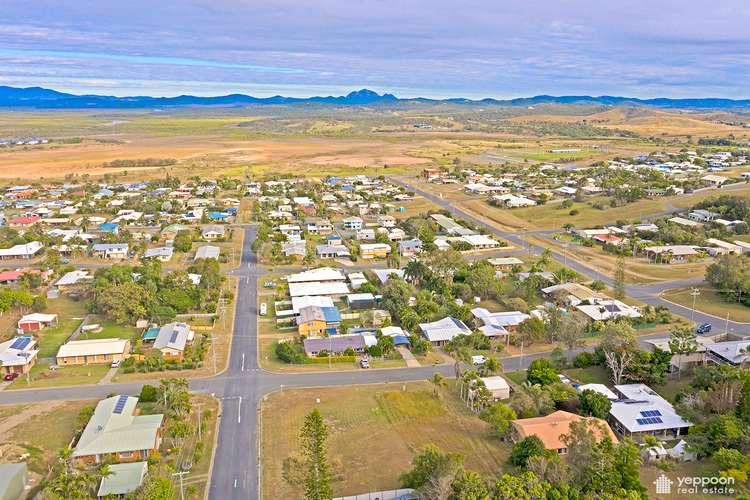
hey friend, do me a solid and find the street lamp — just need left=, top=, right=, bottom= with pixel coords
left=690, top=288, right=700, bottom=322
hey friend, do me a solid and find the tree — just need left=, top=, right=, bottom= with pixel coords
left=137, top=475, right=176, bottom=500
left=599, top=321, right=637, bottom=385
left=173, top=230, right=193, bottom=252
left=300, top=409, right=332, bottom=500
left=613, top=251, right=626, bottom=300
left=706, top=254, right=750, bottom=303
left=480, top=356, right=501, bottom=376
left=480, top=403, right=517, bottom=437
left=96, top=282, right=154, bottom=325
left=668, top=325, right=699, bottom=379
left=139, top=384, right=158, bottom=402
left=400, top=444, right=463, bottom=490
left=517, top=317, right=546, bottom=346
left=450, top=470, right=489, bottom=500
left=509, top=435, right=549, bottom=467
left=557, top=316, right=586, bottom=362
left=579, top=389, right=612, bottom=419
left=526, top=358, right=558, bottom=386
left=429, top=372, right=446, bottom=399
left=491, top=471, right=551, bottom=500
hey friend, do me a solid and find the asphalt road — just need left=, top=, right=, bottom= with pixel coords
left=390, top=178, right=750, bottom=337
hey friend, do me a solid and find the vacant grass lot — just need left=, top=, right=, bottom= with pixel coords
left=34, top=297, right=89, bottom=358
left=662, top=286, right=750, bottom=323
left=7, top=363, right=111, bottom=389
left=260, top=382, right=509, bottom=498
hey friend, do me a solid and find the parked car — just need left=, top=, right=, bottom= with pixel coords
left=111, top=359, right=121, bottom=368
left=3, top=372, right=19, bottom=381
left=472, top=355, right=487, bottom=365
left=558, top=374, right=572, bottom=384
left=360, top=358, right=370, bottom=369
left=260, top=303, right=267, bottom=316
left=696, top=323, right=712, bottom=334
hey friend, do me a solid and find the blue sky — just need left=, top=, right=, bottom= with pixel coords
left=1, top=0, right=748, bottom=99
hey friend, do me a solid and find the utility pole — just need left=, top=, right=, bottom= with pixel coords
left=690, top=288, right=700, bottom=322
left=172, top=471, right=188, bottom=500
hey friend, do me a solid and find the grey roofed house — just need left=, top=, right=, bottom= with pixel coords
left=705, top=340, right=750, bottom=366
left=316, top=244, right=351, bottom=258
left=194, top=245, right=220, bottom=260
left=152, top=322, right=192, bottom=353
left=73, top=395, right=164, bottom=461
left=430, top=213, right=476, bottom=236
left=143, top=247, right=174, bottom=259
left=398, top=238, right=423, bottom=255
left=0, top=462, right=27, bottom=500
left=372, top=268, right=405, bottom=284
left=283, top=239, right=307, bottom=258
left=201, top=224, right=226, bottom=237
left=419, top=317, right=471, bottom=344
left=303, top=335, right=366, bottom=356
left=97, top=461, right=148, bottom=497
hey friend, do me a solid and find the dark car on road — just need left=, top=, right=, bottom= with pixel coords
left=696, top=323, right=712, bottom=334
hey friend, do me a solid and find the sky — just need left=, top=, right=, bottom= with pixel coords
left=1, top=0, right=749, bottom=99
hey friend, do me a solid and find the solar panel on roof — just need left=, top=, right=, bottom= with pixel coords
left=170, top=331, right=179, bottom=343
left=640, top=410, right=662, bottom=417
left=10, top=337, right=31, bottom=350
left=636, top=416, right=664, bottom=425
left=112, top=395, right=129, bottom=414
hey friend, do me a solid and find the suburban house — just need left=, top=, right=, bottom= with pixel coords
left=471, top=308, right=529, bottom=341
left=345, top=293, right=376, bottom=310
left=705, top=340, right=750, bottom=366
left=541, top=283, right=604, bottom=306
left=296, top=305, right=341, bottom=337
left=510, top=410, right=617, bottom=455
left=419, top=317, right=472, bottom=346
left=316, top=244, right=351, bottom=259
left=17, top=313, right=57, bottom=332
left=492, top=194, right=537, bottom=208
left=283, top=239, right=307, bottom=259
left=56, top=338, right=131, bottom=366
left=92, top=243, right=129, bottom=260
left=73, top=395, right=163, bottom=464
left=143, top=247, right=174, bottom=262
left=305, top=219, right=334, bottom=235
left=342, top=216, right=363, bottom=230
left=488, top=257, right=523, bottom=271
left=0, top=336, right=39, bottom=375
left=576, top=383, right=618, bottom=400
left=359, top=243, right=391, bottom=259
left=701, top=174, right=727, bottom=187
left=688, top=209, right=719, bottom=222
left=303, top=335, right=366, bottom=357
left=481, top=376, right=511, bottom=400
left=462, top=234, right=501, bottom=249
left=97, top=461, right=148, bottom=497
left=194, top=245, right=220, bottom=261
left=575, top=299, right=642, bottom=322
left=398, top=239, right=423, bottom=257
left=0, top=241, right=44, bottom=260
left=8, top=214, right=40, bottom=227
left=643, top=245, right=699, bottom=263
left=201, top=225, right=226, bottom=240
left=152, top=322, right=194, bottom=359
left=356, top=228, right=376, bottom=241
left=608, top=384, right=692, bottom=442
left=54, top=270, right=90, bottom=291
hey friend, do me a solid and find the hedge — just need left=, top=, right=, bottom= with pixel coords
left=305, top=356, right=356, bottom=364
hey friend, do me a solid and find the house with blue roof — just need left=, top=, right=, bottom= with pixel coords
left=98, top=222, right=119, bottom=234
left=208, top=211, right=229, bottom=221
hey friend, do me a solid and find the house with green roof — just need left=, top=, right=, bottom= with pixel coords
left=73, top=395, right=163, bottom=464
left=97, top=461, right=148, bottom=497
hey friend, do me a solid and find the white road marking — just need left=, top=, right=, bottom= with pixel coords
left=234, top=479, right=238, bottom=488
left=241, top=353, right=245, bottom=372
left=237, top=396, right=242, bottom=423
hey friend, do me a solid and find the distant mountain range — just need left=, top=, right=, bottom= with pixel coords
left=1, top=86, right=750, bottom=109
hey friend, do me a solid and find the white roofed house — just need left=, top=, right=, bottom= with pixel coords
left=398, top=238, right=423, bottom=257
left=419, top=317, right=472, bottom=346
left=201, top=225, right=226, bottom=240
left=608, top=384, right=692, bottom=442
left=316, top=244, right=351, bottom=259
left=492, top=194, right=537, bottom=208
left=0, top=241, right=44, bottom=260
left=17, top=313, right=57, bottom=332
left=286, top=267, right=346, bottom=284
left=471, top=307, right=530, bottom=343
left=481, top=376, right=511, bottom=400
left=575, top=299, right=641, bottom=322
left=152, top=322, right=194, bottom=359
left=0, top=336, right=38, bottom=375
left=461, top=234, right=501, bottom=249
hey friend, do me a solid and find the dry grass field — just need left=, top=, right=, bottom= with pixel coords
left=260, top=382, right=509, bottom=499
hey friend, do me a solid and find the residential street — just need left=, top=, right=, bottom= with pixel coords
left=0, top=193, right=748, bottom=499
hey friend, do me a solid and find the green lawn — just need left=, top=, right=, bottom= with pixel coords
left=662, top=286, right=750, bottom=323
left=76, top=318, right=139, bottom=341
left=562, top=365, right=611, bottom=385
left=7, top=364, right=110, bottom=390
left=34, top=298, right=89, bottom=358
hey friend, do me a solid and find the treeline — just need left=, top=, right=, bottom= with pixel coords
left=103, top=158, right=177, bottom=168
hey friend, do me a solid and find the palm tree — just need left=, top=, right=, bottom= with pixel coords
left=481, top=356, right=502, bottom=376
left=446, top=343, right=471, bottom=379
left=429, top=372, right=446, bottom=399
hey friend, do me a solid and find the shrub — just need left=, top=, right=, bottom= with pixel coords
left=139, top=384, right=158, bottom=402
left=573, top=351, right=596, bottom=368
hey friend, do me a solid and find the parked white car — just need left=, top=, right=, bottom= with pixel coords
left=259, top=303, right=267, bottom=316
left=472, top=355, right=487, bottom=365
